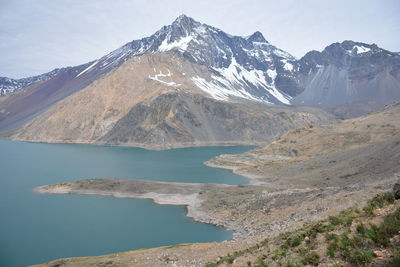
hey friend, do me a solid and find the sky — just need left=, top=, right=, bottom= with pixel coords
left=0, top=0, right=399, bottom=78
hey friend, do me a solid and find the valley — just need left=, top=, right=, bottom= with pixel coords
left=0, top=13, right=399, bottom=267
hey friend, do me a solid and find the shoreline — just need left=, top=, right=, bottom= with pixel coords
left=203, top=159, right=265, bottom=185
left=2, top=137, right=261, bottom=151
left=33, top=179, right=240, bottom=237
left=32, top=175, right=400, bottom=267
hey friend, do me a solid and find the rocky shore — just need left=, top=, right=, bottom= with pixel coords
left=34, top=179, right=229, bottom=228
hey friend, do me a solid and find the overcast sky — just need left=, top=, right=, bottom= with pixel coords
left=1, top=0, right=399, bottom=78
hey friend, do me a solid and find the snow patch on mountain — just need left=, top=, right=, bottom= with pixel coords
left=264, top=69, right=292, bottom=105
left=149, top=69, right=181, bottom=87
left=192, top=58, right=291, bottom=104
left=273, top=49, right=296, bottom=60
left=281, top=59, right=294, bottom=71
left=267, top=69, right=277, bottom=80
left=354, top=45, right=371, bottom=54
left=76, top=60, right=98, bottom=77
left=343, top=43, right=374, bottom=56
left=159, top=35, right=194, bottom=52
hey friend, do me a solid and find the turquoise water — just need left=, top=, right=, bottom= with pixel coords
left=0, top=140, right=252, bottom=267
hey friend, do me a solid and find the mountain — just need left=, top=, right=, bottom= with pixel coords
left=5, top=52, right=332, bottom=149
left=0, top=77, right=30, bottom=95
left=0, top=15, right=335, bottom=149
left=2, top=17, right=399, bottom=111
left=81, top=14, right=300, bottom=104
left=0, top=69, right=64, bottom=95
left=293, top=40, right=400, bottom=117
left=2, top=16, right=399, bottom=110
left=1, top=15, right=299, bottom=104
left=1, top=15, right=399, bottom=148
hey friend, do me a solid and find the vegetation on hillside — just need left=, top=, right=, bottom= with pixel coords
left=205, top=192, right=399, bottom=267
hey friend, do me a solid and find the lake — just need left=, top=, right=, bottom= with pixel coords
left=0, top=140, right=252, bottom=267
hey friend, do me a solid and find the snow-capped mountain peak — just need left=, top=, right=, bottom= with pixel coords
left=171, top=14, right=201, bottom=30
left=1, top=15, right=300, bottom=105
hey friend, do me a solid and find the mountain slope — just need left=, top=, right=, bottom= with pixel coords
left=208, top=102, right=400, bottom=188
left=0, top=68, right=66, bottom=95
left=0, top=61, right=113, bottom=133
left=293, top=41, right=400, bottom=117
left=9, top=52, right=333, bottom=149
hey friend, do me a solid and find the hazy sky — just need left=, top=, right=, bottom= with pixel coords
left=1, top=0, right=399, bottom=78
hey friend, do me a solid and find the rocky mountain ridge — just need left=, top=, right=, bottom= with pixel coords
left=0, top=68, right=66, bottom=95
left=2, top=15, right=399, bottom=111
left=0, top=15, right=399, bottom=148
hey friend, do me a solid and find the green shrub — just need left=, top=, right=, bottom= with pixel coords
left=288, top=235, right=302, bottom=247
left=356, top=223, right=378, bottom=243
left=356, top=207, right=400, bottom=246
left=363, top=192, right=395, bottom=215
left=282, top=234, right=303, bottom=248
left=328, top=208, right=359, bottom=226
left=346, top=249, right=375, bottom=266
left=331, top=230, right=376, bottom=266
left=301, top=251, right=320, bottom=266
left=325, top=233, right=339, bottom=242
left=280, top=242, right=290, bottom=250
left=327, top=245, right=336, bottom=258
left=328, top=215, right=342, bottom=225
left=375, top=207, right=400, bottom=246
left=363, top=205, right=374, bottom=215
left=226, top=254, right=234, bottom=264
left=216, top=253, right=236, bottom=264
left=337, top=233, right=357, bottom=259
left=356, top=223, right=366, bottom=234
left=272, top=248, right=287, bottom=260
left=305, top=221, right=333, bottom=237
